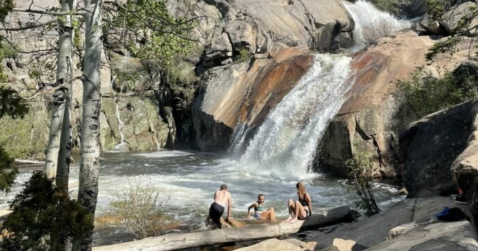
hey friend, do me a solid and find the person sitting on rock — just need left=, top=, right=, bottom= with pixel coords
left=285, top=182, right=312, bottom=223
left=247, top=194, right=276, bottom=221
left=205, top=184, right=232, bottom=228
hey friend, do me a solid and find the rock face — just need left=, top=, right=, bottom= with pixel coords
left=419, top=0, right=478, bottom=36
left=451, top=101, right=478, bottom=227
left=101, top=96, right=170, bottom=152
left=318, top=30, right=478, bottom=179
left=400, top=101, right=477, bottom=197
left=366, top=221, right=478, bottom=251
left=440, top=2, right=478, bottom=35
left=192, top=44, right=313, bottom=151
left=175, top=0, right=354, bottom=68
left=398, top=0, right=428, bottom=18
left=318, top=31, right=434, bottom=178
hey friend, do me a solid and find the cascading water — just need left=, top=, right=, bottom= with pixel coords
left=112, top=51, right=130, bottom=152
left=231, top=54, right=352, bottom=180
left=345, top=0, right=410, bottom=50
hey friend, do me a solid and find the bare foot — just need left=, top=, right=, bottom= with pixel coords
left=283, top=216, right=292, bottom=223
left=288, top=218, right=298, bottom=224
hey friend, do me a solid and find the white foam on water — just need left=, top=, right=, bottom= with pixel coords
left=345, top=0, right=410, bottom=50
left=233, top=54, right=353, bottom=181
left=134, top=150, right=193, bottom=158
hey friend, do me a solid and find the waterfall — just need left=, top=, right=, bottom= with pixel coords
left=232, top=54, right=352, bottom=180
left=111, top=51, right=131, bottom=152
left=345, top=0, right=410, bottom=50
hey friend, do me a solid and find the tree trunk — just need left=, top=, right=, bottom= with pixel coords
left=73, top=0, right=102, bottom=250
left=44, top=0, right=75, bottom=180
left=56, top=0, right=76, bottom=192
left=92, top=206, right=351, bottom=251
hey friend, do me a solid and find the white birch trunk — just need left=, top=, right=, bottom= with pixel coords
left=73, top=0, right=103, bottom=250
left=56, top=0, right=76, bottom=192
left=44, top=0, right=74, bottom=180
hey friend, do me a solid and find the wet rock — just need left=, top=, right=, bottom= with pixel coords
left=191, top=44, right=313, bottom=151
left=318, top=30, right=478, bottom=179
left=318, top=31, right=434, bottom=178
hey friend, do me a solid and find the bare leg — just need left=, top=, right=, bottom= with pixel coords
left=289, top=201, right=307, bottom=223
left=269, top=208, right=276, bottom=221
left=285, top=199, right=295, bottom=222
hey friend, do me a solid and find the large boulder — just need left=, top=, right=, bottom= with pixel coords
left=418, top=14, right=448, bottom=35
left=451, top=101, right=478, bottom=227
left=400, top=101, right=477, bottom=197
left=440, top=2, right=478, bottom=35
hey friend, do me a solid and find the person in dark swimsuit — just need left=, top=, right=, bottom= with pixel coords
left=247, top=194, right=276, bottom=221
left=285, top=182, right=312, bottom=223
left=205, top=184, right=232, bottom=228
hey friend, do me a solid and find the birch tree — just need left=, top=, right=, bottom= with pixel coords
left=73, top=0, right=103, bottom=250
left=56, top=0, right=77, bottom=191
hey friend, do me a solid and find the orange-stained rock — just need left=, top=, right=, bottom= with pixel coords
left=318, top=30, right=478, bottom=178
left=191, top=44, right=313, bottom=152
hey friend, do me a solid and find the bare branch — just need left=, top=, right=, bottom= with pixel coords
left=11, top=9, right=87, bottom=16
left=0, top=36, right=57, bottom=54
left=0, top=20, right=55, bottom=31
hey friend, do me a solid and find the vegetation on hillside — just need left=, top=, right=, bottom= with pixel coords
left=0, top=85, right=29, bottom=192
left=395, top=68, right=478, bottom=128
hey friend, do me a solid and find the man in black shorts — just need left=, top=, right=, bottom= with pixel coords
left=206, top=184, right=232, bottom=228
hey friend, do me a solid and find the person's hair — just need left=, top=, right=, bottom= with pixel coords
left=258, top=194, right=264, bottom=200
left=296, top=182, right=306, bottom=197
left=220, top=184, right=227, bottom=190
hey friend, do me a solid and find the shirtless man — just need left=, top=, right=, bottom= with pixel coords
left=206, top=184, right=232, bottom=228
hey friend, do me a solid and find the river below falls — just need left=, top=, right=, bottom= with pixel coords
left=1, top=150, right=405, bottom=246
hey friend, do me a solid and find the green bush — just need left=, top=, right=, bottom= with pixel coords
left=109, top=179, right=170, bottom=239
left=0, top=145, right=17, bottom=192
left=236, top=47, right=252, bottom=63
left=1, top=171, right=93, bottom=251
left=395, top=68, right=478, bottom=127
left=346, top=151, right=381, bottom=216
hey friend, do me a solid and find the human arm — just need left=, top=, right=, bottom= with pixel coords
left=306, top=193, right=312, bottom=216
left=226, top=193, right=232, bottom=219
left=247, top=203, right=257, bottom=218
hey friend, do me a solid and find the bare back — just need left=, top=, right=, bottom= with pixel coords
left=214, top=190, right=231, bottom=207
